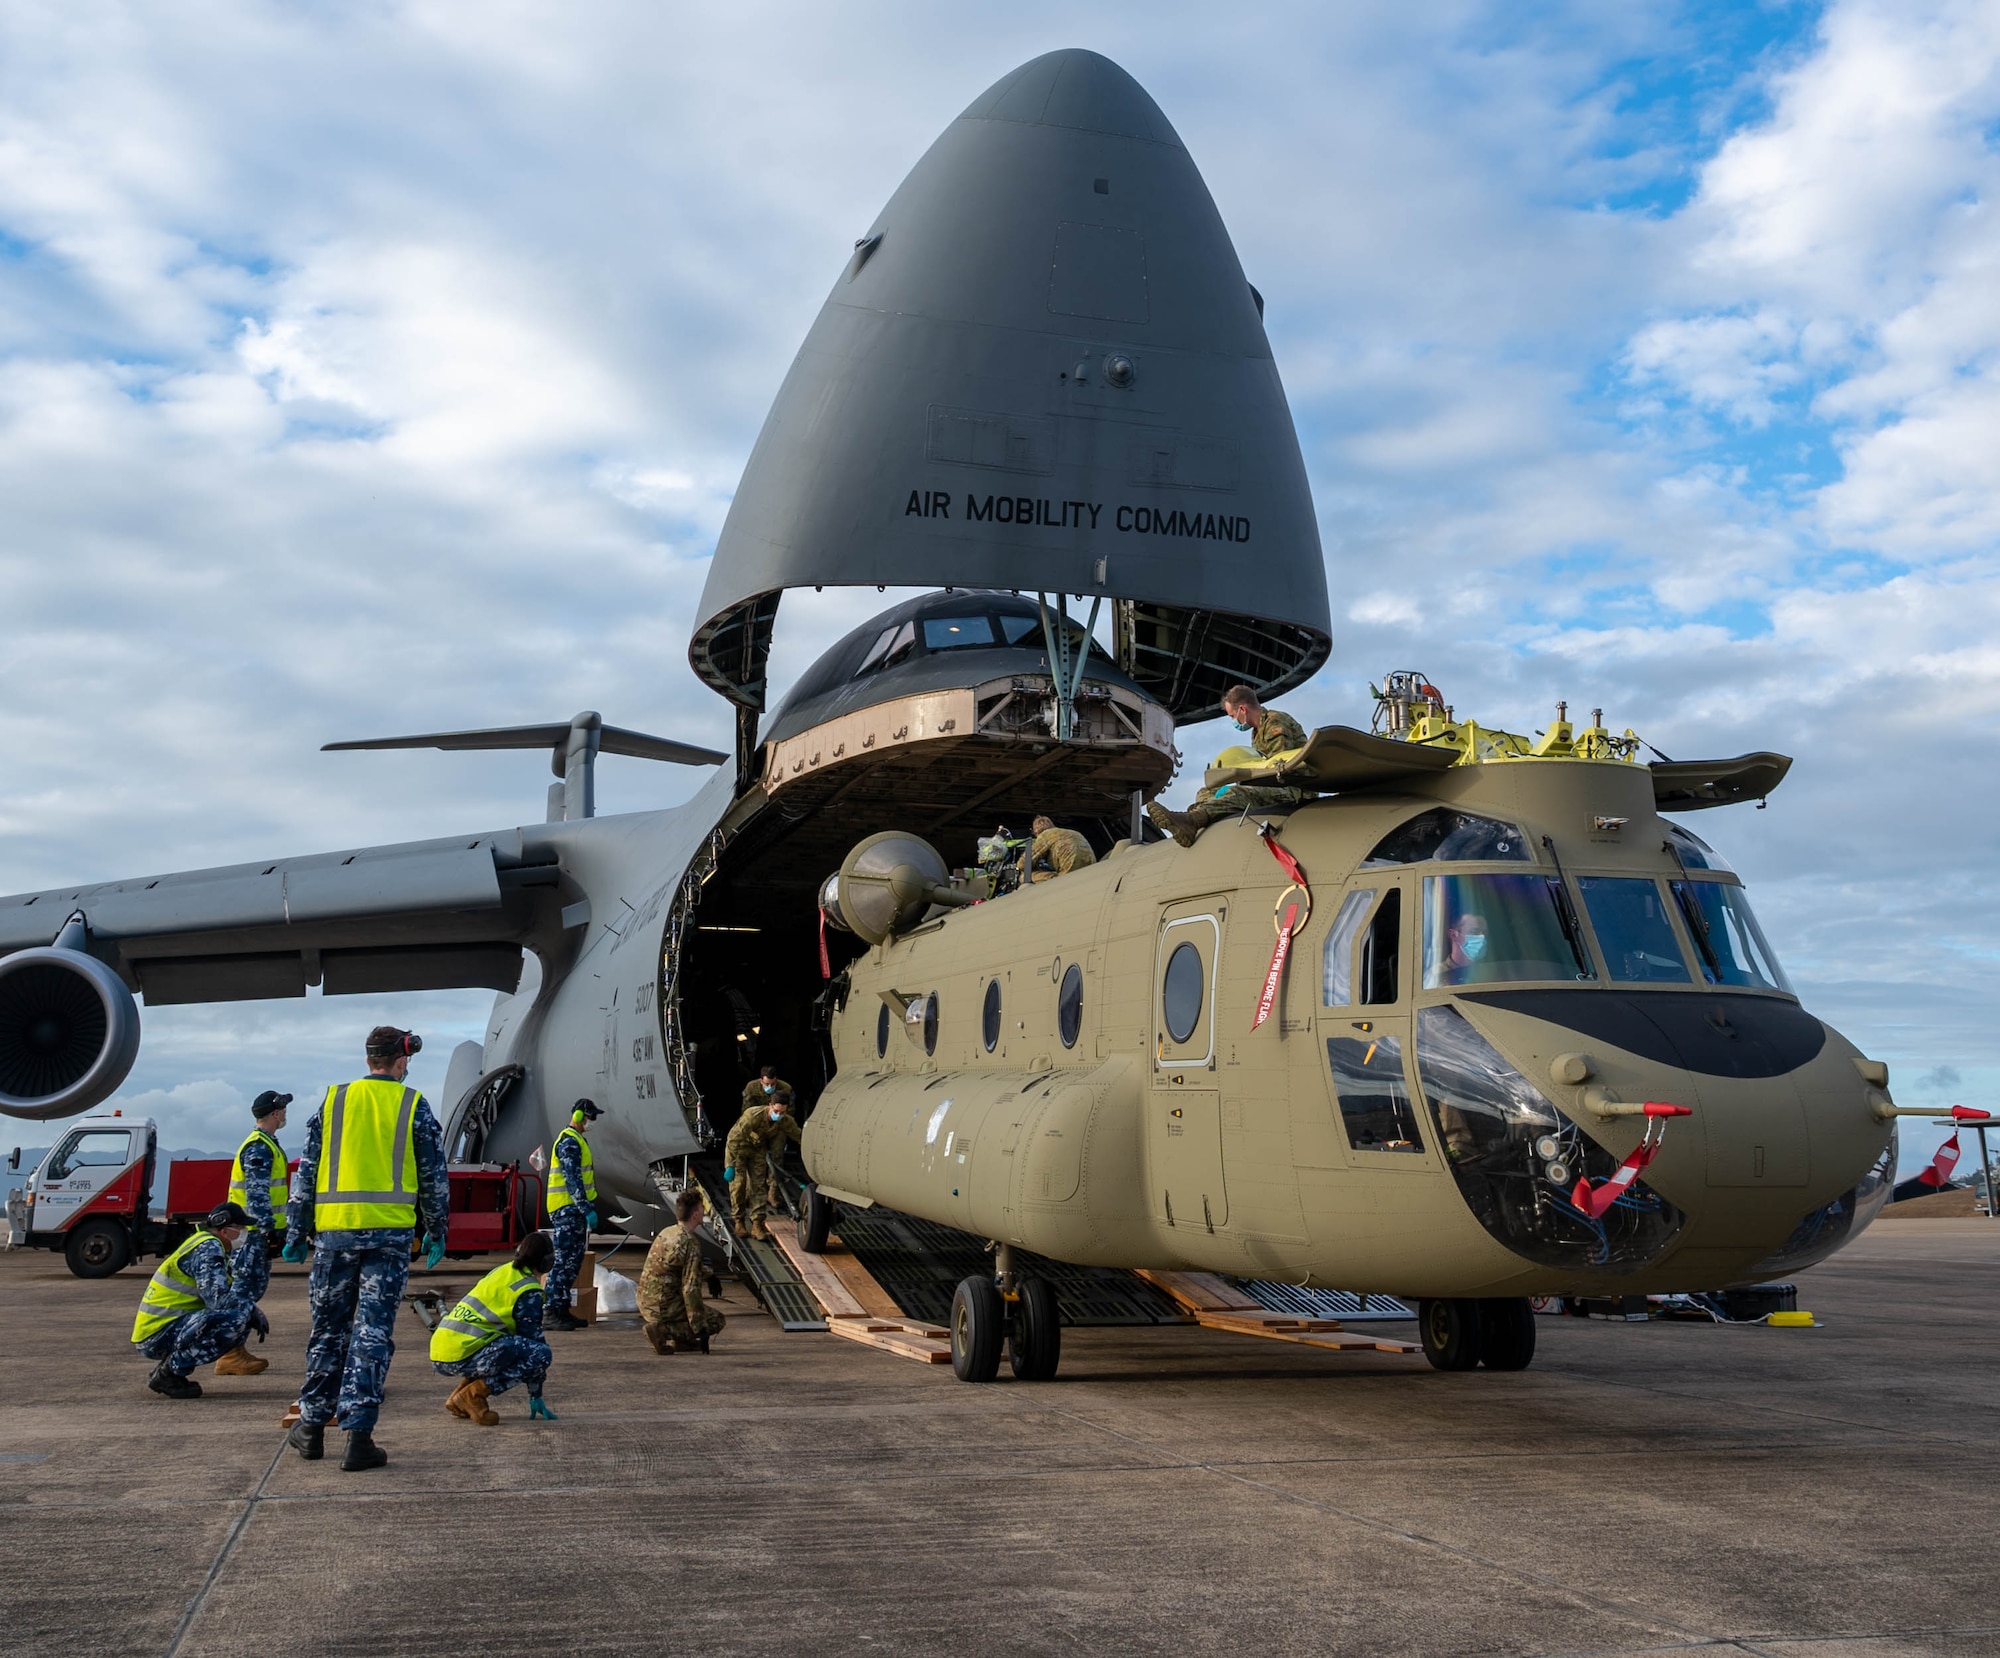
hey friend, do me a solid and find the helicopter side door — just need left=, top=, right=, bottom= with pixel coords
left=1149, top=898, right=1228, bottom=1234
left=1315, top=879, right=1433, bottom=1173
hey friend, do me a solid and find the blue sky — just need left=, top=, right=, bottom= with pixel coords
left=1, top=0, right=1998, bottom=1170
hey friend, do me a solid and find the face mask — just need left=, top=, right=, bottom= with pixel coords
left=762, top=1082, right=774, bottom=1094
left=1461, top=934, right=1488, bottom=961
left=769, top=1107, right=784, bottom=1121
left=1232, top=718, right=1252, bottom=732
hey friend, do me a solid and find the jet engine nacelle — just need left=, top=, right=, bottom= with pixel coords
left=0, top=940, right=141, bottom=1121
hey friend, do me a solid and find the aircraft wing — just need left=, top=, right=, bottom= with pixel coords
left=0, top=826, right=565, bottom=1004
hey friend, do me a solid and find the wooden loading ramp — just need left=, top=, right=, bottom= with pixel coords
left=1134, top=1270, right=1422, bottom=1356
left=766, top=1217, right=953, bottom=1364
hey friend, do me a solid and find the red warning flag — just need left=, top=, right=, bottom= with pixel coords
left=818, top=908, right=831, bottom=981
left=1569, top=1105, right=1692, bottom=1219
left=1920, top=1131, right=1961, bottom=1188
left=1253, top=900, right=1300, bottom=1030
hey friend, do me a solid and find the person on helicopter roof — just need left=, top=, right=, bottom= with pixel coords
left=1021, top=815, right=1096, bottom=883
left=1146, top=685, right=1309, bottom=847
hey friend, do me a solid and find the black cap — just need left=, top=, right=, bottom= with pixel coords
left=207, top=1202, right=252, bottom=1230
left=572, top=1099, right=603, bottom=1121
left=252, top=1090, right=293, bottom=1118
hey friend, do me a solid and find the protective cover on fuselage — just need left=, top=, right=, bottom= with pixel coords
left=690, top=48, right=1330, bottom=722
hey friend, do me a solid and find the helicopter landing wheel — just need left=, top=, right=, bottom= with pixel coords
left=1418, top=1298, right=1484, bottom=1371
left=1008, top=1277, right=1061, bottom=1381
left=799, top=1184, right=834, bottom=1254
left=1478, top=1297, right=1537, bottom=1370
left=950, top=1276, right=1003, bottom=1383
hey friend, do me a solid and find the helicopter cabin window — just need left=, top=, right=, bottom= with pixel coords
left=875, top=1003, right=890, bottom=1058
left=1670, top=880, right=1792, bottom=993
left=1320, top=890, right=1372, bottom=1005
left=1161, top=943, right=1204, bottom=1043
left=922, top=615, right=998, bottom=651
left=1578, top=877, right=1690, bottom=983
left=1665, top=822, right=1734, bottom=874
left=1364, top=807, right=1529, bottom=867
left=1325, top=1034, right=1424, bottom=1153
left=1058, top=963, right=1083, bottom=1049
left=982, top=979, right=1002, bottom=1052
left=1422, top=873, right=1594, bottom=988
left=47, top=1130, right=131, bottom=1180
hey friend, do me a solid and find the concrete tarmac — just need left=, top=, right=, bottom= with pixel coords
left=1, top=1221, right=1994, bottom=1658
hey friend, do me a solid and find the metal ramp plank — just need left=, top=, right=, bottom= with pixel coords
left=683, top=1158, right=827, bottom=1331
left=1135, top=1270, right=1421, bottom=1356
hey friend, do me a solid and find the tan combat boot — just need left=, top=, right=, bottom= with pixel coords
left=1145, top=802, right=1199, bottom=849
left=644, top=1323, right=675, bottom=1355
left=215, top=1345, right=269, bottom=1377
left=445, top=1379, right=499, bottom=1425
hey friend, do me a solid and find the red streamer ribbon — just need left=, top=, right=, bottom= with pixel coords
left=1257, top=821, right=1307, bottom=887
left=1569, top=1104, right=1691, bottom=1219
left=1253, top=900, right=1299, bottom=1030
left=1920, top=1130, right=1960, bottom=1188
left=818, top=908, right=831, bottom=981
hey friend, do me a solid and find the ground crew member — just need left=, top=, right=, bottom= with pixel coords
left=1022, top=815, right=1095, bottom=883
left=282, top=1025, right=449, bottom=1473
left=431, top=1229, right=558, bottom=1423
left=131, top=1202, right=268, bottom=1398
left=1147, top=684, right=1310, bottom=847
left=544, top=1098, right=601, bottom=1330
left=740, top=1064, right=791, bottom=1116
left=223, top=1089, right=292, bottom=1322
left=638, top=1188, right=726, bottom=1354
left=724, top=1081, right=801, bottom=1241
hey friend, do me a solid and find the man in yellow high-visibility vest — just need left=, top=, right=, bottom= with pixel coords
left=130, top=1203, right=268, bottom=1398
left=543, top=1099, right=601, bottom=1330
left=215, top=1090, right=292, bottom=1377
left=281, top=1025, right=449, bottom=1473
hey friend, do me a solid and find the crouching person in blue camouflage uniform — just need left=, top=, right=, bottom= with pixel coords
left=131, top=1203, right=269, bottom=1398
left=543, top=1099, right=602, bottom=1331
left=283, top=1025, right=450, bottom=1472
left=431, top=1230, right=557, bottom=1424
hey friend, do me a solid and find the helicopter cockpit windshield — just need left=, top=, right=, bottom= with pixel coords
left=1423, top=873, right=1593, bottom=987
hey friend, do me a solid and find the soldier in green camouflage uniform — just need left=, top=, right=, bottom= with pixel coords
left=638, top=1189, right=725, bottom=1354
left=1148, top=685, right=1310, bottom=847
left=724, top=1086, right=803, bottom=1241
left=1022, top=815, right=1096, bottom=884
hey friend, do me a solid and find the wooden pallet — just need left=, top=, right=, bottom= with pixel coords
left=1134, top=1269, right=1421, bottom=1355
left=766, top=1217, right=954, bottom=1365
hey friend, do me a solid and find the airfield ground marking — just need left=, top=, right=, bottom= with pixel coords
left=161, top=1430, right=291, bottom=1658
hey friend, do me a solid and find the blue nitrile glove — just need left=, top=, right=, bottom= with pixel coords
left=528, top=1394, right=557, bottom=1420
left=722, top=1166, right=735, bottom=1183
left=587, top=1207, right=599, bottom=1230
left=281, top=1235, right=309, bottom=1264
left=424, top=1235, right=446, bottom=1269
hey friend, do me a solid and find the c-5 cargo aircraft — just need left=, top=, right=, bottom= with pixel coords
left=0, top=51, right=1899, bottom=1374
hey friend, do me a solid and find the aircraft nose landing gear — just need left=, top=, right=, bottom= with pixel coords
left=951, top=1244, right=1062, bottom=1383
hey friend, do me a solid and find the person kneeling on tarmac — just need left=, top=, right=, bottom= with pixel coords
left=131, top=1203, right=270, bottom=1399
left=430, top=1229, right=558, bottom=1423
left=638, top=1188, right=725, bottom=1354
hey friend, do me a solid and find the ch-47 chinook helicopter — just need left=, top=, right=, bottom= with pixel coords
left=0, top=48, right=1898, bottom=1364
left=803, top=671, right=1899, bottom=1377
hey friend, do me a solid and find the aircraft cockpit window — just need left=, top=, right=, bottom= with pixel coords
left=922, top=615, right=998, bottom=650
left=1320, top=890, right=1373, bottom=1005
left=1364, top=807, right=1529, bottom=866
left=47, top=1130, right=130, bottom=1179
left=1162, top=943, right=1204, bottom=1043
left=1577, top=877, right=1691, bottom=984
left=1325, top=1034, right=1424, bottom=1153
left=1665, top=822, right=1733, bottom=874
left=1360, top=889, right=1402, bottom=1004
left=1422, top=873, right=1594, bottom=987
left=856, top=620, right=917, bottom=678
left=1670, top=880, right=1792, bottom=993
left=999, top=614, right=1042, bottom=646
left=1058, top=963, right=1084, bottom=1048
